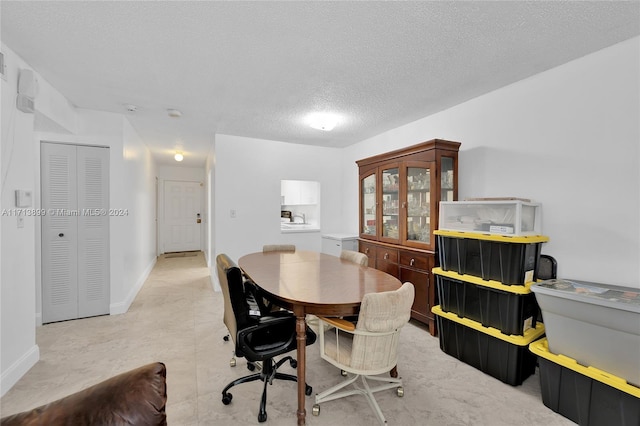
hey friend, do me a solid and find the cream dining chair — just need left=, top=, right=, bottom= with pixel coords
left=312, top=282, right=415, bottom=425
left=340, top=249, right=368, bottom=266
left=262, top=244, right=296, bottom=253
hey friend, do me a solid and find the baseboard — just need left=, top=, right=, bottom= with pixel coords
left=110, top=256, right=157, bottom=315
left=1, top=344, right=39, bottom=397
left=210, top=270, right=221, bottom=292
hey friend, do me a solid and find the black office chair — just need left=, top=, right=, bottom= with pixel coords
left=535, top=254, right=557, bottom=325
left=536, top=254, right=557, bottom=280
left=217, top=254, right=316, bottom=423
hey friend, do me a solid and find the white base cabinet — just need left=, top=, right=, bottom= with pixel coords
left=321, top=234, right=359, bottom=257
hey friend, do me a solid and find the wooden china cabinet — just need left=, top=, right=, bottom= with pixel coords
left=357, top=139, right=460, bottom=336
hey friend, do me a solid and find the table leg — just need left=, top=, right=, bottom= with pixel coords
left=390, top=365, right=398, bottom=378
left=294, top=307, right=307, bottom=425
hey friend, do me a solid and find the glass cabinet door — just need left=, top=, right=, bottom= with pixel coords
left=361, top=173, right=376, bottom=236
left=441, top=156, right=454, bottom=202
left=405, top=165, right=431, bottom=245
left=381, top=166, right=399, bottom=241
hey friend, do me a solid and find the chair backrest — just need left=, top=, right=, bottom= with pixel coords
left=537, top=254, right=557, bottom=280
left=350, top=282, right=415, bottom=371
left=217, top=254, right=238, bottom=344
left=263, top=244, right=296, bottom=253
left=216, top=254, right=256, bottom=345
left=340, top=249, right=368, bottom=266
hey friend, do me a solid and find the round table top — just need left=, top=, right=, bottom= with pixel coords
left=239, top=250, right=402, bottom=316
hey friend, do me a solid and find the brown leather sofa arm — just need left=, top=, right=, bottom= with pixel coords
left=0, top=362, right=167, bottom=426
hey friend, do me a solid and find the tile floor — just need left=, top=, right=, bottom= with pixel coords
left=1, top=252, right=574, bottom=425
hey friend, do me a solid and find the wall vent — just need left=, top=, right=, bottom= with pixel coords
left=0, top=52, right=6, bottom=81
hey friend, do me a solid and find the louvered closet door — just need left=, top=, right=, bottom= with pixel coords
left=76, top=146, right=109, bottom=318
left=41, top=142, right=109, bottom=323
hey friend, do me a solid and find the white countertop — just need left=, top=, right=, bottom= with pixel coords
left=281, top=223, right=321, bottom=233
left=322, top=233, right=359, bottom=240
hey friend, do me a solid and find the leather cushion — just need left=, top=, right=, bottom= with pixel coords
left=0, top=362, right=167, bottom=426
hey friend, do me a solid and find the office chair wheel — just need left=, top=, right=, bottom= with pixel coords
left=258, top=412, right=267, bottom=422
left=396, top=386, right=404, bottom=397
left=341, top=370, right=347, bottom=376
left=305, top=384, right=313, bottom=395
left=229, top=358, right=236, bottom=367
left=222, top=392, right=233, bottom=405
left=247, top=362, right=256, bottom=371
left=290, top=359, right=297, bottom=368
left=312, top=404, right=320, bottom=416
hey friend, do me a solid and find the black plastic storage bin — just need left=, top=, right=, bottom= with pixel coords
left=435, top=230, right=548, bottom=285
left=434, top=268, right=538, bottom=335
left=530, top=339, right=640, bottom=426
left=432, top=305, right=545, bottom=386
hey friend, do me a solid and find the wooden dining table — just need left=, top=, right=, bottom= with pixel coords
left=238, top=250, right=402, bottom=425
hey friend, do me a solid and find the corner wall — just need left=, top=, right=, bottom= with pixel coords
left=212, top=135, right=343, bottom=289
left=0, top=45, right=39, bottom=396
left=1, top=45, right=158, bottom=396
left=342, top=36, right=640, bottom=287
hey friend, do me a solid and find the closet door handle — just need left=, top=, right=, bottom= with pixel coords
left=58, top=233, right=64, bottom=237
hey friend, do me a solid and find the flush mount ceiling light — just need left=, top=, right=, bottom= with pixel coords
left=307, top=112, right=339, bottom=131
left=174, top=151, right=184, bottom=162
left=167, top=108, right=182, bottom=118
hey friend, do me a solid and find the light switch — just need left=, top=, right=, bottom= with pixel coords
left=15, top=190, right=32, bottom=207
left=230, top=209, right=236, bottom=218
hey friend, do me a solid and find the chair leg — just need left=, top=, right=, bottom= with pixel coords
left=258, top=374, right=269, bottom=422
left=222, top=372, right=262, bottom=395
left=222, top=356, right=313, bottom=423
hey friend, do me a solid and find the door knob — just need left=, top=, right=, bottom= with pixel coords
left=58, top=233, right=64, bottom=237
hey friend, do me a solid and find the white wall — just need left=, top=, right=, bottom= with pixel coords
left=156, top=165, right=206, bottom=255
left=1, top=45, right=158, bottom=395
left=1, top=46, right=39, bottom=396
left=343, top=37, right=640, bottom=288
left=120, top=119, right=158, bottom=312
left=212, top=134, right=343, bottom=289
left=205, top=142, right=216, bottom=269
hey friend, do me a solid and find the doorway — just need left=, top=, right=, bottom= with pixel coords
left=40, top=142, right=110, bottom=323
left=162, top=180, right=202, bottom=253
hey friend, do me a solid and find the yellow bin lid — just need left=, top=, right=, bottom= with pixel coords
left=434, top=229, right=549, bottom=243
left=432, top=305, right=545, bottom=345
left=432, top=267, right=534, bottom=294
left=529, top=338, right=640, bottom=398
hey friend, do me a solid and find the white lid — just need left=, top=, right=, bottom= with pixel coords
left=532, top=279, right=640, bottom=313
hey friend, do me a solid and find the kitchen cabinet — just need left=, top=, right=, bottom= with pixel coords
left=281, top=180, right=319, bottom=205
left=357, top=139, right=460, bottom=335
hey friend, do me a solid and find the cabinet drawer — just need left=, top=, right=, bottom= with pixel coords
left=376, top=247, right=399, bottom=264
left=399, top=251, right=430, bottom=270
left=359, top=241, right=377, bottom=257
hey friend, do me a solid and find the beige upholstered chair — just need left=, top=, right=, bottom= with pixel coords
left=312, top=282, right=415, bottom=425
left=262, top=244, right=296, bottom=252
left=340, top=249, right=368, bottom=266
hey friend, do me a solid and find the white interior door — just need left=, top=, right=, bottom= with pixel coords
left=163, top=180, right=202, bottom=253
left=41, top=142, right=110, bottom=323
left=76, top=145, right=110, bottom=318
left=41, top=143, right=79, bottom=323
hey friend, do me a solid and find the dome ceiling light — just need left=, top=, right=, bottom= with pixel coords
left=307, top=112, right=339, bottom=131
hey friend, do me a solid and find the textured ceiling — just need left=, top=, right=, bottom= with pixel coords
left=2, top=1, right=639, bottom=166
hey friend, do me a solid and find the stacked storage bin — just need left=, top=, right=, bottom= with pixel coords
left=530, top=279, right=640, bottom=425
left=431, top=200, right=548, bottom=386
